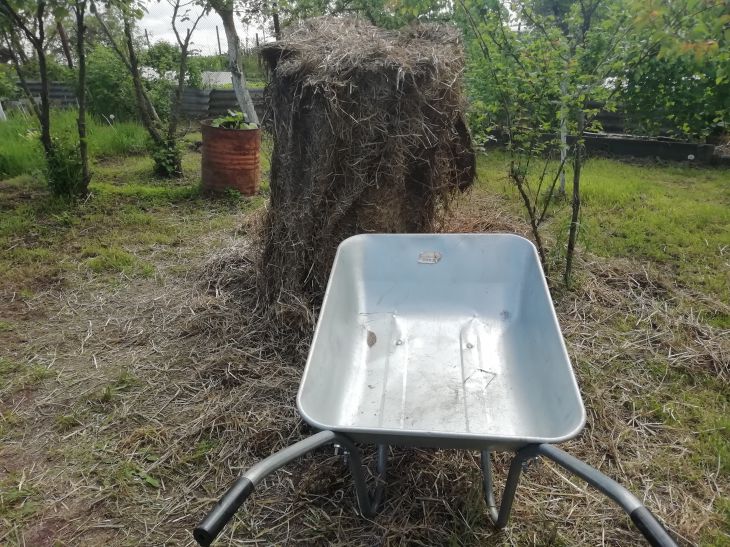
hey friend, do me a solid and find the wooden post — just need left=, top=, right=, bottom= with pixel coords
left=272, top=2, right=281, bottom=41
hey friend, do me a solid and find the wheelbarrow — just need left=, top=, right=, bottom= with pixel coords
left=194, top=234, right=676, bottom=546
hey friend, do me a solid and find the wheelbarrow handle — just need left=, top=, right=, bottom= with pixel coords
left=193, top=477, right=254, bottom=547
left=194, top=430, right=339, bottom=546
left=535, top=444, right=677, bottom=547
left=193, top=431, right=386, bottom=546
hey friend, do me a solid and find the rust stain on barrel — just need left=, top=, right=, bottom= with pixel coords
left=201, top=122, right=260, bottom=196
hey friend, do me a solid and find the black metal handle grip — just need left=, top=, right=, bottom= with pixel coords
left=631, top=506, right=677, bottom=547
left=193, top=477, right=255, bottom=546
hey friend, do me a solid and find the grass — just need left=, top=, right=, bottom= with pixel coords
left=476, top=151, right=730, bottom=301
left=0, top=110, right=148, bottom=179
left=0, top=141, right=257, bottom=292
left=0, top=130, right=727, bottom=545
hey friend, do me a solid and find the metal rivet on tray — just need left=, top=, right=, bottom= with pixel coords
left=395, top=339, right=403, bottom=345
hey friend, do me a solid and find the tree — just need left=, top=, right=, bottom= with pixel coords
left=277, top=0, right=452, bottom=29
left=620, top=0, right=729, bottom=141
left=460, top=0, right=728, bottom=285
left=167, top=0, right=208, bottom=140
left=92, top=0, right=179, bottom=176
left=1, top=0, right=90, bottom=195
left=209, top=0, right=258, bottom=125
left=459, top=0, right=643, bottom=283
left=92, top=0, right=208, bottom=177
left=0, top=0, right=55, bottom=156
left=73, top=0, right=90, bottom=191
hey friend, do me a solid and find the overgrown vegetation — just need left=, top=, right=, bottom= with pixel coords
left=458, top=0, right=728, bottom=286
left=0, top=110, right=147, bottom=179
left=476, top=151, right=730, bottom=303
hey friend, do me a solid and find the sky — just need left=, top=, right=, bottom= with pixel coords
left=139, top=1, right=272, bottom=56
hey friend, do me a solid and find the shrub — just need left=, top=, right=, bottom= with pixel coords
left=151, top=140, right=182, bottom=178
left=86, top=46, right=137, bottom=120
left=46, top=137, right=85, bottom=196
left=0, top=64, right=19, bottom=100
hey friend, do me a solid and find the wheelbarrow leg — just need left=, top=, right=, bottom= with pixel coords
left=334, top=438, right=388, bottom=518
left=481, top=449, right=534, bottom=528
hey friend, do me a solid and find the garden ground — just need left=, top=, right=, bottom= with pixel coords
left=0, top=137, right=728, bottom=545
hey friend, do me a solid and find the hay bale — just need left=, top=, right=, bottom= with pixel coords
left=260, top=17, right=475, bottom=305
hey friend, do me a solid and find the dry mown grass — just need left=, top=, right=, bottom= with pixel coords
left=1, top=191, right=727, bottom=546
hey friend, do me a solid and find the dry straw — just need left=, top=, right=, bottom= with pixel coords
left=258, top=17, right=475, bottom=308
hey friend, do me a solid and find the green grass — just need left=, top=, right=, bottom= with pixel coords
left=82, top=245, right=155, bottom=277
left=476, top=151, right=730, bottom=298
left=0, top=110, right=148, bottom=179
left=0, top=357, right=55, bottom=394
left=0, top=142, right=257, bottom=292
left=0, top=474, right=39, bottom=527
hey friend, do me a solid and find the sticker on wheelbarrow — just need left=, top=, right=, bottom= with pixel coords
left=417, top=251, right=441, bottom=264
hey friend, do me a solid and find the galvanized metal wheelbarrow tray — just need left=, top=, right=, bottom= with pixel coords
left=194, top=234, right=676, bottom=546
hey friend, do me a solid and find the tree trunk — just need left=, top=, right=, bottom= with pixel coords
left=122, top=15, right=164, bottom=145
left=558, top=80, right=567, bottom=196
left=57, top=20, right=74, bottom=69
left=0, top=99, right=6, bottom=121
left=36, top=46, right=52, bottom=156
left=564, top=110, right=584, bottom=287
left=168, top=42, right=188, bottom=141
left=214, top=4, right=258, bottom=125
left=75, top=1, right=89, bottom=194
left=272, top=3, right=281, bottom=40
left=4, top=32, right=42, bottom=121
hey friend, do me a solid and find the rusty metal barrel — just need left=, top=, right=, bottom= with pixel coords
left=201, top=121, right=260, bottom=195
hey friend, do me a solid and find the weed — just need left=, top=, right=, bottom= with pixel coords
left=0, top=475, right=38, bottom=525
left=182, top=440, right=218, bottom=464
left=113, top=370, right=139, bottom=392
left=82, top=246, right=154, bottom=277
left=0, top=320, right=15, bottom=332
left=84, top=371, right=139, bottom=411
left=0, top=357, right=20, bottom=378
left=0, top=359, right=54, bottom=394
left=0, top=410, right=20, bottom=436
left=107, top=461, right=161, bottom=492
left=55, top=413, right=83, bottom=432
left=46, top=137, right=85, bottom=196
left=151, top=140, right=183, bottom=178
left=85, top=385, right=116, bottom=410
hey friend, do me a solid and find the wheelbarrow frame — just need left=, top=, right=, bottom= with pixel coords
left=194, top=431, right=675, bottom=546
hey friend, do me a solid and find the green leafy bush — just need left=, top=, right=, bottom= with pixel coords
left=87, top=46, right=137, bottom=120
left=46, top=137, right=85, bottom=196
left=621, top=55, right=729, bottom=140
left=151, top=140, right=182, bottom=178
left=0, top=64, right=19, bottom=100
